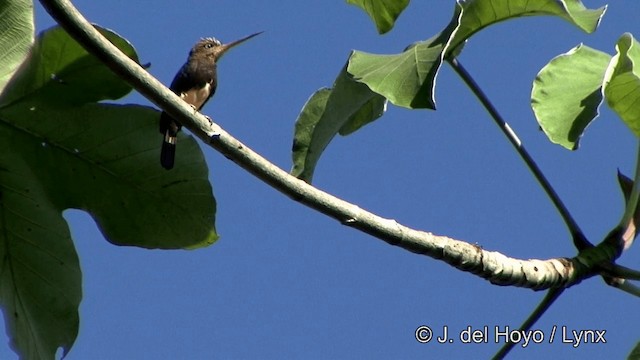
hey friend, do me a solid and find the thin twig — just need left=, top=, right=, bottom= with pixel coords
left=605, top=278, right=640, bottom=297
left=617, top=141, right=640, bottom=248
left=604, top=263, right=640, bottom=281
left=447, top=57, right=592, bottom=251
left=492, top=288, right=564, bottom=359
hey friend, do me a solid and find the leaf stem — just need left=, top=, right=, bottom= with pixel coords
left=492, top=288, right=564, bottom=359
left=447, top=57, right=591, bottom=250
left=619, top=141, right=640, bottom=234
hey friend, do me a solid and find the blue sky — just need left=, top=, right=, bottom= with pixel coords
left=2, top=1, right=640, bottom=359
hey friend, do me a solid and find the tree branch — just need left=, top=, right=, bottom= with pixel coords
left=39, top=0, right=601, bottom=290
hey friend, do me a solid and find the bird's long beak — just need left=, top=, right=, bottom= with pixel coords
left=215, top=31, right=263, bottom=60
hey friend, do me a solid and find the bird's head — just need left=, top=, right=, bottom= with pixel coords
left=191, top=31, right=263, bottom=62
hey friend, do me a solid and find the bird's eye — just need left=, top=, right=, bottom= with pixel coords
left=205, top=43, right=214, bottom=49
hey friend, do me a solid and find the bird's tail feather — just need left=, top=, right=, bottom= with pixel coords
left=161, top=132, right=177, bottom=170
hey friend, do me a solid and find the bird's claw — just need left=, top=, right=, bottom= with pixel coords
left=186, top=104, right=213, bottom=125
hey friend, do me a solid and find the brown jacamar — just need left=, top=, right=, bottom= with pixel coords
left=159, top=32, right=262, bottom=170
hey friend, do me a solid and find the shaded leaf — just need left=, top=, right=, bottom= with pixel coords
left=346, top=0, right=410, bottom=34
left=0, top=155, right=82, bottom=359
left=0, top=101, right=217, bottom=248
left=0, top=25, right=217, bottom=249
left=0, top=25, right=217, bottom=360
left=339, top=91, right=387, bottom=135
left=291, top=65, right=386, bottom=182
left=531, top=44, right=611, bottom=150
left=0, top=26, right=138, bottom=107
left=629, top=340, right=640, bottom=360
left=291, top=89, right=331, bottom=181
left=604, top=33, right=640, bottom=137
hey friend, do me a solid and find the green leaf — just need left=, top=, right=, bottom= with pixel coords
left=0, top=25, right=217, bottom=246
left=0, top=25, right=217, bottom=359
left=450, top=0, right=607, bottom=52
left=291, top=88, right=330, bottom=182
left=531, top=44, right=611, bottom=150
left=291, top=65, right=386, bottom=182
left=628, top=340, right=640, bottom=360
left=0, top=154, right=81, bottom=359
left=339, top=90, right=387, bottom=135
left=347, top=5, right=462, bottom=109
left=0, top=0, right=33, bottom=93
left=604, top=33, right=640, bottom=137
left=346, top=0, right=410, bottom=34
left=0, top=101, right=218, bottom=248
left=0, top=26, right=138, bottom=107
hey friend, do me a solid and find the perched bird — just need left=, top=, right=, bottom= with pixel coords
left=159, top=32, right=262, bottom=169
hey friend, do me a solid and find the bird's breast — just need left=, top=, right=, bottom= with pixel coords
left=180, top=82, right=213, bottom=110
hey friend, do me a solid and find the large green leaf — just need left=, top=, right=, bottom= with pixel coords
left=346, top=0, right=410, bottom=34
left=450, top=0, right=607, bottom=52
left=0, top=0, right=33, bottom=92
left=0, top=26, right=136, bottom=108
left=347, top=5, right=462, bottom=109
left=347, top=0, right=606, bottom=110
left=0, top=101, right=217, bottom=248
left=0, top=151, right=81, bottom=359
left=531, top=44, right=611, bottom=150
left=0, top=25, right=217, bottom=245
left=0, top=25, right=217, bottom=359
left=604, top=33, right=640, bottom=137
left=291, top=65, right=386, bottom=182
